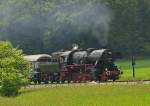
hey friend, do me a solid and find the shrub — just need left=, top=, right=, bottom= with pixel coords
left=0, top=41, right=29, bottom=96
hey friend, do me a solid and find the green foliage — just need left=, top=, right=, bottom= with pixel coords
left=107, top=0, right=150, bottom=56
left=0, top=41, right=29, bottom=96
left=0, top=0, right=150, bottom=56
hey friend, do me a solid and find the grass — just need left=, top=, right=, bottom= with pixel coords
left=116, top=58, right=150, bottom=80
left=0, top=84, right=150, bottom=106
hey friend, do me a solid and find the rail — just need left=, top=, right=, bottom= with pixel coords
left=23, top=80, right=150, bottom=89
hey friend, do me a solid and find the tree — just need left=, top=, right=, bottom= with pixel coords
left=0, top=41, right=29, bottom=96
left=0, top=0, right=150, bottom=57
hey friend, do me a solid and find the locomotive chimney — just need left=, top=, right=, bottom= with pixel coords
left=72, top=44, right=79, bottom=50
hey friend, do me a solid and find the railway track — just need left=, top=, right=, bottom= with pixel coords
left=24, top=80, right=150, bottom=89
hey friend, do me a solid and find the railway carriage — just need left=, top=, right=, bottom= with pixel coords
left=24, top=54, right=60, bottom=83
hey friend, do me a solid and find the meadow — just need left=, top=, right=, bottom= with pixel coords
left=0, top=84, right=150, bottom=106
left=116, top=58, right=150, bottom=80
left=0, top=58, right=150, bottom=106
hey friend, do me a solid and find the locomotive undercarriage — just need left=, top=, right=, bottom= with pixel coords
left=60, top=64, right=94, bottom=83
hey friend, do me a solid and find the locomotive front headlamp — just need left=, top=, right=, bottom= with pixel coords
left=108, top=52, right=112, bottom=55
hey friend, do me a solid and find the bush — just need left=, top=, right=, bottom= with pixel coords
left=1, top=72, right=21, bottom=96
left=0, top=41, right=29, bottom=96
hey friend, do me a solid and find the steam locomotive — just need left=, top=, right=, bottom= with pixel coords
left=25, top=47, right=121, bottom=83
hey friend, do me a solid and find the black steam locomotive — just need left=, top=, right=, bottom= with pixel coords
left=25, top=47, right=122, bottom=83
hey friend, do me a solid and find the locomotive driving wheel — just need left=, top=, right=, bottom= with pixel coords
left=100, top=71, right=109, bottom=81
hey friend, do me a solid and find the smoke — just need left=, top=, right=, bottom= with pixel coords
left=0, top=0, right=112, bottom=52
left=49, top=0, right=112, bottom=47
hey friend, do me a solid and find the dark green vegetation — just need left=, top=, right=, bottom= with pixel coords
left=117, top=58, right=150, bottom=80
left=0, top=0, right=150, bottom=56
left=1, top=84, right=150, bottom=106
left=0, top=41, right=29, bottom=96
